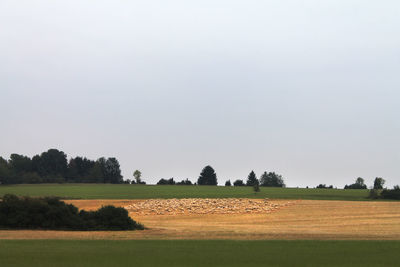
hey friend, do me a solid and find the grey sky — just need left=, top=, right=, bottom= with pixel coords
left=1, top=1, right=399, bottom=187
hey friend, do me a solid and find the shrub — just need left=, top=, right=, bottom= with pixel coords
left=157, top=178, right=175, bottom=185
left=316, top=184, right=333, bottom=189
left=368, top=189, right=380, bottom=199
left=253, top=181, right=260, bottom=193
left=380, top=186, right=400, bottom=200
left=225, top=180, right=231, bottom=186
left=176, top=179, right=192, bottom=185
left=0, top=194, right=143, bottom=231
left=233, top=179, right=244, bottom=186
left=344, top=177, right=367, bottom=189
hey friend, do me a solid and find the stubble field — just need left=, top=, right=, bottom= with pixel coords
left=1, top=198, right=399, bottom=240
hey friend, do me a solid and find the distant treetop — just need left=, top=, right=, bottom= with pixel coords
left=197, top=165, right=217, bottom=185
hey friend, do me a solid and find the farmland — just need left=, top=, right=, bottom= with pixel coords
left=1, top=199, right=399, bottom=240
left=0, top=184, right=371, bottom=201
left=1, top=185, right=399, bottom=266
left=0, top=240, right=399, bottom=267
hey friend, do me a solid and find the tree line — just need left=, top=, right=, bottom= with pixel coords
left=0, top=149, right=123, bottom=184
left=1, top=150, right=398, bottom=200
left=156, top=166, right=286, bottom=188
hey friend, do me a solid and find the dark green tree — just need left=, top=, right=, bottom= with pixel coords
left=66, top=157, right=95, bottom=182
left=197, top=165, right=217, bottom=185
left=344, top=177, right=367, bottom=189
left=0, top=157, right=12, bottom=184
left=88, top=161, right=104, bottom=183
left=246, top=171, right=258, bottom=186
left=32, top=149, right=68, bottom=179
left=259, top=171, right=285, bottom=187
left=133, top=170, right=142, bottom=184
left=8, top=154, right=32, bottom=174
left=233, top=179, right=245, bottom=186
left=373, top=177, right=385, bottom=189
left=253, top=180, right=260, bottom=193
left=225, top=180, right=231, bottom=186
left=102, top=157, right=123, bottom=184
left=157, top=178, right=175, bottom=185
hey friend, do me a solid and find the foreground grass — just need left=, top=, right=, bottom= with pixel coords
left=0, top=240, right=398, bottom=267
left=0, top=184, right=371, bottom=200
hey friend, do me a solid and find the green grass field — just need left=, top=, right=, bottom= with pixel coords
left=0, top=184, right=371, bottom=200
left=0, top=240, right=398, bottom=267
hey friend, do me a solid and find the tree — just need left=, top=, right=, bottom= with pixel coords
left=88, top=161, right=104, bottom=183
left=176, top=179, right=192, bottom=185
left=373, top=177, right=385, bottom=189
left=380, top=186, right=400, bottom=200
left=233, top=179, right=244, bottom=186
left=259, top=172, right=285, bottom=187
left=8, top=154, right=32, bottom=174
left=246, top=171, right=258, bottom=186
left=103, top=158, right=123, bottom=184
left=0, top=150, right=125, bottom=184
left=32, top=149, right=68, bottom=179
left=157, top=178, right=175, bottom=185
left=225, top=180, right=231, bottom=186
left=355, top=177, right=365, bottom=186
left=344, top=177, right=367, bottom=189
left=316, top=184, right=333, bottom=189
left=253, top=180, right=260, bottom=193
left=66, top=157, right=95, bottom=182
left=197, top=165, right=217, bottom=185
left=0, top=157, right=12, bottom=184
left=133, top=170, right=142, bottom=184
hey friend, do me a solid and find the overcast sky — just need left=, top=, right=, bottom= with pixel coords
left=1, top=1, right=399, bottom=187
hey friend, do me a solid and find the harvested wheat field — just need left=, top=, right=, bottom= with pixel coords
left=0, top=199, right=399, bottom=240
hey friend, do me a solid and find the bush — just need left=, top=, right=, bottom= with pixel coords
left=225, top=180, right=231, bottom=186
left=368, top=189, right=380, bottom=199
left=344, top=177, right=367, bottom=189
left=176, top=179, right=192, bottom=185
left=0, top=194, right=143, bottom=230
left=380, top=186, right=400, bottom=200
left=368, top=186, right=400, bottom=200
left=233, top=179, right=244, bottom=186
left=316, top=184, right=333, bottom=189
left=344, top=184, right=367, bottom=189
left=157, top=178, right=175, bottom=185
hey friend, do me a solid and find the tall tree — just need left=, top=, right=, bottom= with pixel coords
left=103, top=158, right=123, bottom=184
left=88, top=161, right=104, bottom=183
left=355, top=177, right=365, bottom=186
left=259, top=171, right=285, bottom=187
left=67, top=157, right=95, bottom=182
left=8, top=154, right=32, bottom=174
left=246, top=171, right=258, bottom=186
left=373, top=177, right=385, bottom=190
left=133, top=170, right=142, bottom=184
left=197, top=165, right=217, bottom=185
left=32, top=149, right=68, bottom=178
left=0, top=157, right=12, bottom=184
